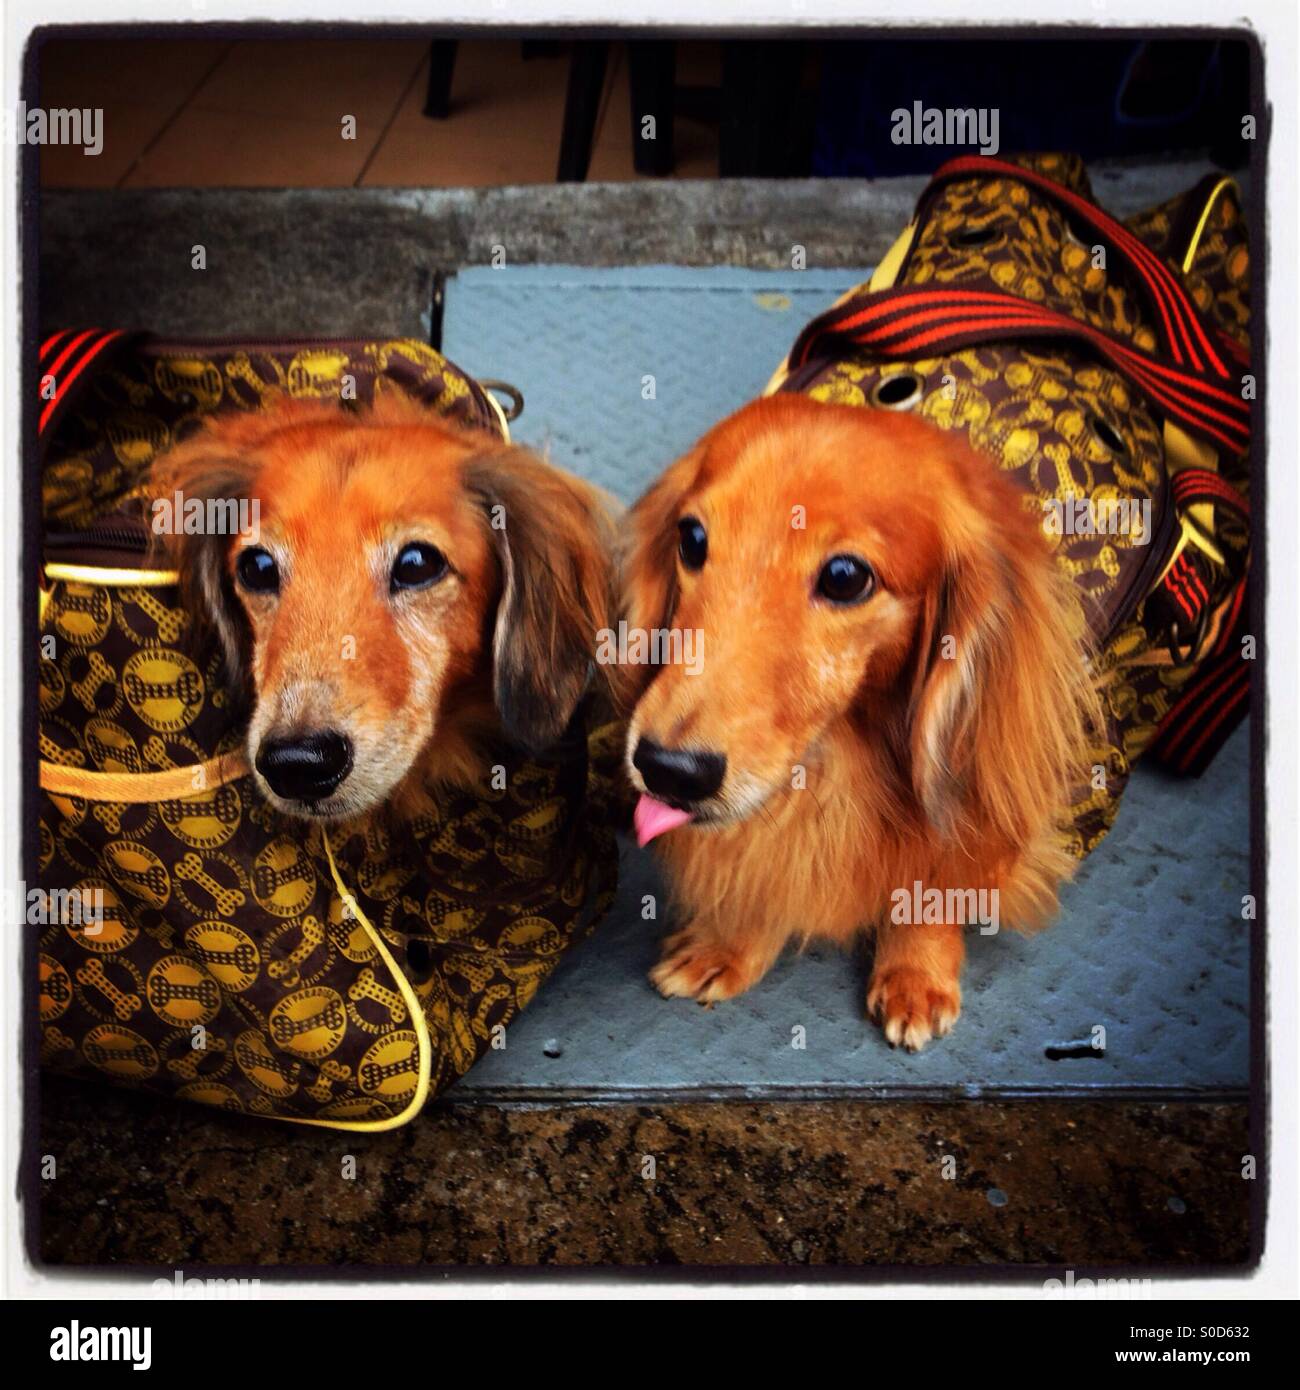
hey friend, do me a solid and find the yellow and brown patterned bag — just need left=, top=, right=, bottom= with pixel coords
left=36, top=334, right=620, bottom=1129
left=767, top=153, right=1253, bottom=854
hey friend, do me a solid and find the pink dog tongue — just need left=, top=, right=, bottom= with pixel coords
left=634, top=794, right=694, bottom=847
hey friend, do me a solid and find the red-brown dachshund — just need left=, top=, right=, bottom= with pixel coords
left=152, top=394, right=616, bottom=823
left=620, top=395, right=1098, bottom=1049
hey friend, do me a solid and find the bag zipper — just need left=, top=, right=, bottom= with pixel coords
left=144, top=334, right=376, bottom=355
left=45, top=517, right=149, bottom=557
left=141, top=335, right=505, bottom=435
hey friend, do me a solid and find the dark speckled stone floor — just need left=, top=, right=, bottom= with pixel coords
left=34, top=1077, right=1252, bottom=1270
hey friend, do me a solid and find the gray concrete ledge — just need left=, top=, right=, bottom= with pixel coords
left=38, top=159, right=1223, bottom=339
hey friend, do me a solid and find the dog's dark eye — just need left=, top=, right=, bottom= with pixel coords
left=678, top=517, right=708, bottom=571
left=816, top=554, right=875, bottom=605
left=235, top=547, right=279, bottom=595
left=391, top=542, right=448, bottom=592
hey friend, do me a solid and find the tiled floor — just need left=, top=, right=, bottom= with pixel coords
left=37, top=36, right=722, bottom=188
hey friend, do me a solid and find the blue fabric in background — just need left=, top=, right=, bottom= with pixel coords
left=811, top=39, right=1246, bottom=178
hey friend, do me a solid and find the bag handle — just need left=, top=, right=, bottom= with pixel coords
left=37, top=331, right=512, bottom=465
left=37, top=328, right=140, bottom=461
left=1147, top=572, right=1251, bottom=777
left=1143, top=468, right=1249, bottom=659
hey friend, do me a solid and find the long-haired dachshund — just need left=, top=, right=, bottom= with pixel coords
left=151, top=394, right=615, bottom=822
left=620, top=395, right=1099, bottom=1050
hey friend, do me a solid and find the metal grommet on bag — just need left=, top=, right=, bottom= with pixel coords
left=950, top=222, right=999, bottom=248
left=870, top=372, right=924, bottom=411
left=404, top=935, right=437, bottom=984
left=1086, top=412, right=1129, bottom=457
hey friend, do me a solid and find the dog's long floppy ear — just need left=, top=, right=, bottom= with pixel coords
left=465, top=446, right=618, bottom=753
left=147, top=416, right=265, bottom=705
left=616, top=447, right=703, bottom=711
left=908, top=480, right=1100, bottom=850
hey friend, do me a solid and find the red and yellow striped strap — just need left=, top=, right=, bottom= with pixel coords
left=38, top=327, right=131, bottom=443
left=787, top=284, right=1251, bottom=456
left=1171, top=467, right=1250, bottom=517
left=923, top=156, right=1247, bottom=375
left=1148, top=575, right=1252, bottom=776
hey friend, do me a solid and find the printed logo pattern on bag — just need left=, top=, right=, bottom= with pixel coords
left=779, top=153, right=1250, bottom=856
left=38, top=342, right=619, bottom=1126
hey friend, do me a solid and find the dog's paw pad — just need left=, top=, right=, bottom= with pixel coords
left=867, top=968, right=961, bottom=1051
left=650, top=931, right=752, bottom=1003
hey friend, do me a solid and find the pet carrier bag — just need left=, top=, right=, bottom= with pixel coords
left=766, top=152, right=1253, bottom=854
left=36, top=333, right=621, bottom=1129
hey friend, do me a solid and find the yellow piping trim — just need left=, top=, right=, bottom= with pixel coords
left=1163, top=418, right=1222, bottom=552
left=868, top=220, right=917, bottom=293
left=1156, top=510, right=1227, bottom=588
left=40, top=751, right=250, bottom=801
left=1157, top=173, right=1241, bottom=580
left=762, top=360, right=792, bottom=397
left=38, top=753, right=432, bottom=1130
left=483, top=388, right=512, bottom=444
left=763, top=221, right=918, bottom=398
left=286, top=829, right=432, bottom=1132
left=44, top=562, right=179, bottom=587
left=41, top=564, right=179, bottom=626
left=1182, top=177, right=1239, bottom=274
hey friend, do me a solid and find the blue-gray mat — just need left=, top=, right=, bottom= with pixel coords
left=445, top=265, right=873, bottom=502
left=442, top=265, right=1251, bottom=1100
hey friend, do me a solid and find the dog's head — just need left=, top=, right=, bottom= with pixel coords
left=151, top=396, right=614, bottom=820
left=621, top=394, right=1096, bottom=849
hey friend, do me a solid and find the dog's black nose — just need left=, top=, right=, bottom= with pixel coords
left=256, top=730, right=353, bottom=803
left=633, top=738, right=726, bottom=804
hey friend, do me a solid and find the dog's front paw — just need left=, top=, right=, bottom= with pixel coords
left=867, top=967, right=961, bottom=1051
left=650, top=929, right=756, bottom=1004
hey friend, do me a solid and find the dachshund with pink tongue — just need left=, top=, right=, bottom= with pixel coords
left=619, top=395, right=1097, bottom=1050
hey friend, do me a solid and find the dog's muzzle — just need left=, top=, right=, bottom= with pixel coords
left=632, top=738, right=726, bottom=805
left=256, top=730, right=354, bottom=804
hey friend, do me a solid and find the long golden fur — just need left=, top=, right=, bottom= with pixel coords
left=151, top=394, right=616, bottom=823
left=620, top=395, right=1099, bottom=1049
